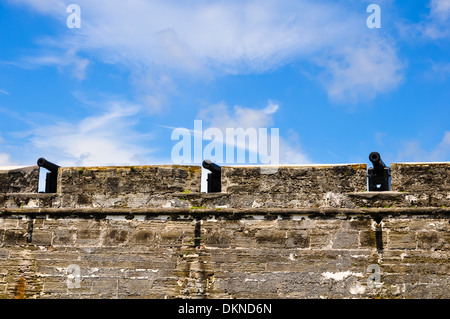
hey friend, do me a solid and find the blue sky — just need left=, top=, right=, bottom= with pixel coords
left=1, top=0, right=450, bottom=169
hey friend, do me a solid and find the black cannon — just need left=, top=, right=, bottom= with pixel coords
left=202, top=159, right=221, bottom=193
left=37, top=157, right=60, bottom=193
left=368, top=152, right=391, bottom=191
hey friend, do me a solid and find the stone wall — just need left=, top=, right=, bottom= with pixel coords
left=0, top=162, right=449, bottom=299
left=221, top=164, right=367, bottom=208
left=0, top=166, right=39, bottom=194
left=57, top=165, right=202, bottom=208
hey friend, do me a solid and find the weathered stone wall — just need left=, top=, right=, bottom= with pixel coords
left=0, top=162, right=449, bottom=299
left=391, top=162, right=450, bottom=207
left=0, top=209, right=448, bottom=299
left=0, top=166, right=39, bottom=194
left=58, top=165, right=202, bottom=208
left=221, top=164, right=367, bottom=208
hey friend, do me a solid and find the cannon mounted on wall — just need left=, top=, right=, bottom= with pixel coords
left=37, top=157, right=60, bottom=193
left=368, top=152, right=391, bottom=191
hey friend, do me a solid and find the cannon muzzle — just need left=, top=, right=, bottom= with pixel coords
left=202, top=159, right=221, bottom=193
left=369, top=152, right=387, bottom=173
left=37, top=157, right=60, bottom=173
left=37, top=158, right=60, bottom=193
left=202, top=159, right=221, bottom=174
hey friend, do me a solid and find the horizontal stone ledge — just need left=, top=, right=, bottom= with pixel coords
left=171, top=192, right=230, bottom=199
left=0, top=193, right=58, bottom=199
left=347, top=191, right=406, bottom=198
left=1, top=206, right=449, bottom=217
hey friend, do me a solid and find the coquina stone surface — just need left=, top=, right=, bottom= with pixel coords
left=0, top=162, right=449, bottom=299
left=0, top=166, right=39, bottom=194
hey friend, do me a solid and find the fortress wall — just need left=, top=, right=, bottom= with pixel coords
left=0, top=162, right=449, bottom=299
left=0, top=166, right=39, bottom=194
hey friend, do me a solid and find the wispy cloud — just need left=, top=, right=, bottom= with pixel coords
left=16, top=49, right=89, bottom=80
left=429, top=0, right=450, bottom=26
left=28, top=102, right=154, bottom=167
left=0, top=89, right=10, bottom=96
left=319, top=39, right=405, bottom=103
left=0, top=153, right=16, bottom=166
left=197, top=100, right=310, bottom=165
left=10, top=0, right=404, bottom=103
left=0, top=132, right=16, bottom=166
left=197, top=100, right=279, bottom=132
left=403, top=0, right=450, bottom=40
left=429, top=60, right=450, bottom=79
left=397, top=131, right=450, bottom=162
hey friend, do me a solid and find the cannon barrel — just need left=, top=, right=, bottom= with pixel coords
left=369, top=152, right=387, bottom=173
left=37, top=158, right=60, bottom=193
left=202, top=159, right=221, bottom=174
left=368, top=152, right=390, bottom=191
left=202, top=159, right=221, bottom=193
left=37, top=157, right=60, bottom=172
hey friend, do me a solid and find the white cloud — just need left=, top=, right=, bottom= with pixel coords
left=431, top=131, right=450, bottom=160
left=430, top=0, right=450, bottom=21
left=197, top=100, right=278, bottom=160
left=397, top=131, right=450, bottom=162
left=0, top=153, right=16, bottom=166
left=11, top=0, right=404, bottom=102
left=29, top=103, right=153, bottom=167
left=0, top=132, right=16, bottom=165
left=19, top=49, right=89, bottom=80
left=278, top=129, right=310, bottom=164
left=320, top=39, right=404, bottom=102
left=129, top=68, right=177, bottom=114
left=409, top=0, right=450, bottom=40
left=423, top=60, right=450, bottom=81
left=0, top=89, right=10, bottom=95
left=198, top=100, right=279, bottom=131
left=197, top=100, right=310, bottom=165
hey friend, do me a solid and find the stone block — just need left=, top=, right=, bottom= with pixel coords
left=202, top=230, right=232, bottom=248
left=276, top=218, right=312, bottom=230
left=53, top=229, right=77, bottom=246
left=388, top=231, right=417, bottom=250
left=102, top=229, right=129, bottom=246
left=346, top=218, right=372, bottom=230
left=31, top=230, right=53, bottom=246
left=75, top=229, right=102, bottom=245
left=359, top=230, right=377, bottom=248
left=331, top=230, right=359, bottom=249
left=309, top=230, right=331, bottom=248
left=285, top=230, right=310, bottom=248
left=3, top=229, right=27, bottom=246
left=359, top=229, right=387, bottom=249
left=255, top=229, right=286, bottom=246
left=417, top=231, right=450, bottom=250
left=130, top=229, right=156, bottom=244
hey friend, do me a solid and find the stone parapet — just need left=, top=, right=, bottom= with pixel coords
left=221, top=164, right=367, bottom=208
left=57, top=165, right=202, bottom=208
left=2, top=162, right=450, bottom=209
left=0, top=166, right=39, bottom=194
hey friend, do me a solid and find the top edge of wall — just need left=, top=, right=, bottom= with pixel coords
left=222, top=163, right=367, bottom=168
left=61, top=164, right=202, bottom=170
left=0, top=165, right=39, bottom=172
left=391, top=162, right=450, bottom=166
